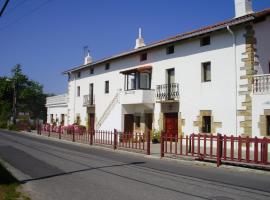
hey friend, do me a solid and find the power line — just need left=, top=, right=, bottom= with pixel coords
left=2, top=0, right=27, bottom=17
left=0, top=0, right=53, bottom=31
left=0, top=0, right=10, bottom=17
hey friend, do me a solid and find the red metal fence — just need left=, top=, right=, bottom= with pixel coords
left=37, top=124, right=150, bottom=154
left=160, top=133, right=270, bottom=167
left=35, top=123, right=270, bottom=168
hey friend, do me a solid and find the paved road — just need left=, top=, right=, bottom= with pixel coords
left=0, top=130, right=270, bottom=200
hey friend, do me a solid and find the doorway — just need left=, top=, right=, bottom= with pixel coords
left=88, top=113, right=95, bottom=133
left=164, top=113, right=178, bottom=140
left=145, top=113, right=153, bottom=133
left=124, top=114, right=134, bottom=133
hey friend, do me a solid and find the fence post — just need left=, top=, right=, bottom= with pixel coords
left=146, top=131, right=151, bottom=155
left=216, top=133, right=222, bottom=167
left=90, top=129, right=93, bottom=145
left=160, top=131, right=164, bottom=158
left=59, top=127, right=61, bottom=140
left=113, top=129, right=117, bottom=150
left=72, top=126, right=75, bottom=142
left=48, top=124, right=51, bottom=137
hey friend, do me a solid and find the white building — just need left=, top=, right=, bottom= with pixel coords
left=46, top=0, right=270, bottom=138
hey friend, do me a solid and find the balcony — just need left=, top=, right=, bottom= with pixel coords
left=120, top=89, right=155, bottom=105
left=83, top=95, right=95, bottom=107
left=253, top=74, right=270, bottom=95
left=46, top=94, right=68, bottom=107
left=156, top=83, right=179, bottom=102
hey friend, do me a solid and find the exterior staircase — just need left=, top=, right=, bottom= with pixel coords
left=96, top=91, right=120, bottom=130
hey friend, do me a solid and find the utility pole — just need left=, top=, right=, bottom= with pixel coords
left=12, top=78, right=17, bottom=124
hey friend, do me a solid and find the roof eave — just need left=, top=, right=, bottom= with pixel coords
left=62, top=15, right=255, bottom=75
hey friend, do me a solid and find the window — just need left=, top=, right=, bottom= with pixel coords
left=267, top=116, right=270, bottom=136
left=61, top=114, right=65, bottom=125
left=77, top=86, right=80, bottom=97
left=68, top=73, right=71, bottom=81
left=105, top=63, right=110, bottom=70
left=200, top=36, right=211, bottom=46
left=269, top=62, right=270, bottom=73
left=202, top=62, right=211, bottom=82
left=135, top=116, right=140, bottom=128
left=77, top=71, right=81, bottom=78
left=140, top=53, right=147, bottom=61
left=50, top=114, right=53, bottom=124
left=125, top=73, right=136, bottom=90
left=166, top=45, right=174, bottom=54
left=105, top=81, right=109, bottom=93
left=90, top=67, right=94, bottom=74
left=202, top=116, right=211, bottom=133
left=139, top=72, right=151, bottom=89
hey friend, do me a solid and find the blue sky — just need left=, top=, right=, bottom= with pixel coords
left=0, top=0, right=270, bottom=94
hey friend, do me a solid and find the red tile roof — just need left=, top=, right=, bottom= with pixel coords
left=63, top=8, right=270, bottom=74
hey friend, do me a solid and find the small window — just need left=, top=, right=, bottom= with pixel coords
left=77, top=71, right=81, bottom=78
left=140, top=53, right=147, bottom=62
left=105, top=81, right=109, bottom=93
left=135, top=116, right=140, bottom=128
left=90, top=67, right=94, bottom=74
left=202, top=62, right=211, bottom=82
left=202, top=116, right=211, bottom=133
left=200, top=36, right=211, bottom=46
left=268, top=62, right=270, bottom=73
left=105, top=63, right=110, bottom=70
left=166, top=45, right=174, bottom=54
left=77, top=86, right=80, bottom=97
left=267, top=116, right=270, bottom=136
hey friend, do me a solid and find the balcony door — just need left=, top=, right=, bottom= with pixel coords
left=167, top=68, right=175, bottom=100
left=89, top=83, right=94, bottom=105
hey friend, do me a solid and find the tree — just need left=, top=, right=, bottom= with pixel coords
left=0, top=64, right=47, bottom=128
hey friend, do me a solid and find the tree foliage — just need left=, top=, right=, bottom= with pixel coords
left=0, top=64, right=47, bottom=128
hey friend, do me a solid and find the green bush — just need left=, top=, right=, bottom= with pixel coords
left=0, top=121, right=7, bottom=129
left=151, top=129, right=161, bottom=143
left=8, top=124, right=20, bottom=131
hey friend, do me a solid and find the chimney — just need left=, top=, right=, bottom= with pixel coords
left=134, top=28, right=146, bottom=49
left=84, top=50, right=92, bottom=65
left=234, top=0, right=253, bottom=18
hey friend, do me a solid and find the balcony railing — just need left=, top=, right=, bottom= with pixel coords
left=156, top=83, right=179, bottom=102
left=83, top=94, right=95, bottom=107
left=253, top=74, right=270, bottom=94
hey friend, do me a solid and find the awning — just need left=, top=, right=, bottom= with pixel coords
left=120, top=65, right=152, bottom=74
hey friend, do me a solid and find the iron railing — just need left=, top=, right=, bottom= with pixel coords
left=156, top=83, right=179, bottom=101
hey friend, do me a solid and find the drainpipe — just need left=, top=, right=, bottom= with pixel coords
left=74, top=73, right=76, bottom=125
left=227, top=26, right=238, bottom=137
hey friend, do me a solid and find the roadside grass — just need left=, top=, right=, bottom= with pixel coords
left=0, top=162, right=30, bottom=200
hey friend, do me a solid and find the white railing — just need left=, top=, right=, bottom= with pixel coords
left=253, top=74, right=270, bottom=95
left=46, top=94, right=68, bottom=106
left=83, top=94, right=95, bottom=106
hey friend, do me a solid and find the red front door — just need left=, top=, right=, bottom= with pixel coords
left=164, top=113, right=178, bottom=140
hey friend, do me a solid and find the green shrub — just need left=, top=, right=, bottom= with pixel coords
left=151, top=129, right=161, bottom=143
left=8, top=124, right=20, bottom=131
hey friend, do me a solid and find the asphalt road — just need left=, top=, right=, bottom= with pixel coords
left=0, top=130, right=270, bottom=200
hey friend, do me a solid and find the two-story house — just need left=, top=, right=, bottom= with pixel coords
left=46, top=0, right=270, bottom=138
